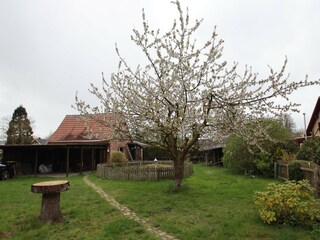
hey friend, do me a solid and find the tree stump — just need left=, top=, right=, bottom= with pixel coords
left=31, top=180, right=70, bottom=221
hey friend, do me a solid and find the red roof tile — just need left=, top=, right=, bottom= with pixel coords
left=48, top=114, right=115, bottom=142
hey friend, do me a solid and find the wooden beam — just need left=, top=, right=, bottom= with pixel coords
left=80, top=147, right=83, bottom=174
left=66, top=147, right=69, bottom=177
left=91, top=149, right=95, bottom=171
left=34, top=149, right=38, bottom=176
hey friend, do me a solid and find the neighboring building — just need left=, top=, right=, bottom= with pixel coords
left=34, top=138, right=49, bottom=145
left=0, top=114, right=143, bottom=175
left=292, top=96, right=320, bottom=145
left=48, top=114, right=133, bottom=159
left=196, top=137, right=227, bottom=166
left=307, top=96, right=320, bottom=137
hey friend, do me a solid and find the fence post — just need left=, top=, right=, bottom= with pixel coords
left=274, top=162, right=277, bottom=179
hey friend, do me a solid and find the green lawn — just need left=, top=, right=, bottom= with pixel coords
left=0, top=175, right=156, bottom=240
left=0, top=164, right=317, bottom=240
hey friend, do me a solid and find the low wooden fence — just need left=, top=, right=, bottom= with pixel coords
left=274, top=161, right=320, bottom=195
left=97, top=161, right=193, bottom=181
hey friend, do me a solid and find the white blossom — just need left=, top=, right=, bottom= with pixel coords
left=75, top=0, right=320, bottom=187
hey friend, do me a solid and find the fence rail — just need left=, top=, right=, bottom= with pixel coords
left=97, top=161, right=193, bottom=181
left=274, top=161, right=320, bottom=196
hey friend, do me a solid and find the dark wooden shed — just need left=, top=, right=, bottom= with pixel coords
left=0, top=114, right=143, bottom=176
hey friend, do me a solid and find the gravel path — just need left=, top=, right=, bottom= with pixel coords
left=83, top=175, right=179, bottom=240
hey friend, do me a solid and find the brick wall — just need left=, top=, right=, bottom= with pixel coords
left=108, top=140, right=130, bottom=163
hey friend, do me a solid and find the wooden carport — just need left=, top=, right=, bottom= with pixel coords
left=0, top=141, right=109, bottom=177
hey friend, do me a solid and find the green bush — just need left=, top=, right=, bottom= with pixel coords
left=280, top=149, right=297, bottom=163
left=255, top=153, right=274, bottom=177
left=288, top=161, right=304, bottom=181
left=143, top=146, right=171, bottom=160
left=297, top=137, right=320, bottom=164
left=254, top=180, right=320, bottom=226
left=223, top=119, right=292, bottom=176
left=111, top=151, right=128, bottom=165
left=222, top=135, right=255, bottom=174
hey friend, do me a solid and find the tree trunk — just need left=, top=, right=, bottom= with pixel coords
left=40, top=192, right=63, bottom=221
left=173, top=157, right=185, bottom=189
left=31, top=180, right=70, bottom=221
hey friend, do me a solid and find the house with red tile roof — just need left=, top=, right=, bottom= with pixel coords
left=0, top=114, right=143, bottom=176
left=49, top=114, right=114, bottom=142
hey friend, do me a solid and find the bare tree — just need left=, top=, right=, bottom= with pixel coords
left=75, top=0, right=319, bottom=188
left=281, top=113, right=296, bottom=133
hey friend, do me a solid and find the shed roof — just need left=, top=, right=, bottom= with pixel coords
left=48, top=114, right=114, bottom=142
left=307, top=96, right=320, bottom=136
left=197, top=136, right=228, bottom=151
left=34, top=138, right=49, bottom=145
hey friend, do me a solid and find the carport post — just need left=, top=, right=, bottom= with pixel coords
left=80, top=147, right=83, bottom=174
left=91, top=148, right=95, bottom=171
left=66, top=147, right=69, bottom=177
left=34, top=149, right=38, bottom=176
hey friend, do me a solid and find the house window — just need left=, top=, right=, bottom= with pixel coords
left=118, top=147, right=124, bottom=152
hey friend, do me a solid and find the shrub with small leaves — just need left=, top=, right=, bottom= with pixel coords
left=288, top=161, right=304, bottom=181
left=111, top=151, right=128, bottom=165
left=254, top=180, right=320, bottom=226
left=297, top=137, right=320, bottom=164
left=255, top=153, right=274, bottom=177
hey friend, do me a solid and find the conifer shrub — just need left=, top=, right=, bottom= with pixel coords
left=254, top=180, right=320, bottom=226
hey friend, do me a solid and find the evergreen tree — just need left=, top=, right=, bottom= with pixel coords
left=6, top=106, right=34, bottom=144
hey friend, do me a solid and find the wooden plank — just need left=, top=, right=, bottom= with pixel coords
left=300, top=167, right=315, bottom=172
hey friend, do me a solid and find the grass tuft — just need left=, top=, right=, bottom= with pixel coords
left=165, top=182, right=190, bottom=193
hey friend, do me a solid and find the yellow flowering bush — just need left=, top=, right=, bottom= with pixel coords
left=254, top=180, right=320, bottom=226
left=111, top=151, right=128, bottom=165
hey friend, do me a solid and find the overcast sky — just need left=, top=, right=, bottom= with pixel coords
left=1, top=0, right=319, bottom=138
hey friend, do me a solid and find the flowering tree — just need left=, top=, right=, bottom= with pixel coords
left=75, top=0, right=319, bottom=188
